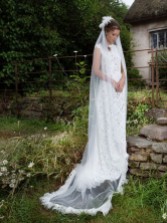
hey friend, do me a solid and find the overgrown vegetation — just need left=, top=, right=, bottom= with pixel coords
left=0, top=131, right=166, bottom=223
left=0, top=88, right=165, bottom=222
left=155, top=48, right=167, bottom=88
left=0, top=0, right=131, bottom=93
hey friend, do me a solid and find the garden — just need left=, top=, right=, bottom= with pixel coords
left=1, top=0, right=167, bottom=222
left=0, top=87, right=167, bottom=223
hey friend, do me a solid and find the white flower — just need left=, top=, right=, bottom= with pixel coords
left=0, top=200, right=4, bottom=209
left=11, top=179, right=16, bottom=184
left=27, top=173, right=31, bottom=177
left=19, top=170, right=25, bottom=174
left=9, top=183, right=15, bottom=188
left=4, top=172, right=9, bottom=176
left=0, top=172, right=3, bottom=176
left=99, top=16, right=113, bottom=29
left=11, top=173, right=16, bottom=178
left=2, top=160, right=8, bottom=165
left=134, top=119, right=138, bottom=124
left=28, top=162, right=34, bottom=168
left=18, top=177, right=25, bottom=181
left=162, top=213, right=167, bottom=219
left=1, top=167, right=7, bottom=172
left=44, top=126, right=47, bottom=131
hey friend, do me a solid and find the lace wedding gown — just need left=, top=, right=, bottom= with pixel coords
left=40, top=43, right=128, bottom=216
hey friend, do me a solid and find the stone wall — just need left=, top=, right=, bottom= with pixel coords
left=0, top=94, right=83, bottom=121
left=127, top=117, right=167, bottom=177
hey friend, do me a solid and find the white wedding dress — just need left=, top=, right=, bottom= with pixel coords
left=40, top=43, right=128, bottom=216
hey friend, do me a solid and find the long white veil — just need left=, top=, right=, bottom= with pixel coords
left=88, top=16, right=127, bottom=145
left=40, top=16, right=128, bottom=216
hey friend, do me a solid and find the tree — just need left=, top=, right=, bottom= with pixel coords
left=0, top=0, right=131, bottom=90
left=0, top=0, right=61, bottom=88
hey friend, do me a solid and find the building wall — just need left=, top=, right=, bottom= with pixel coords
left=131, top=20, right=167, bottom=81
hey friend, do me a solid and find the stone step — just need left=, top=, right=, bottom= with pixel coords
left=140, top=124, right=167, bottom=141
left=156, top=117, right=167, bottom=125
left=127, top=136, right=153, bottom=148
left=146, top=108, right=167, bottom=120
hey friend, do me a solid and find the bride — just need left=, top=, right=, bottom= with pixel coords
left=40, top=16, right=128, bottom=216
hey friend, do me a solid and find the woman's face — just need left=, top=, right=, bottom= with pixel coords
left=106, top=29, right=120, bottom=44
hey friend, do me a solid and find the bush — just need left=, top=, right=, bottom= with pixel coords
left=128, top=68, right=146, bottom=89
left=127, top=102, right=152, bottom=135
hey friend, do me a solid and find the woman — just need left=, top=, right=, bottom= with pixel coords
left=40, top=16, right=128, bottom=216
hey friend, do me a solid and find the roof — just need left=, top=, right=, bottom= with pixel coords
left=124, top=0, right=167, bottom=24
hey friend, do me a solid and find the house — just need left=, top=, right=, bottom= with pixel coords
left=124, top=0, right=167, bottom=82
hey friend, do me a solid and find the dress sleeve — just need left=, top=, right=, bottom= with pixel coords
left=92, top=45, right=114, bottom=84
left=95, top=43, right=101, bottom=51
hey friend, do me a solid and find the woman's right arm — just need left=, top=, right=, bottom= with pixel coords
left=92, top=47, right=118, bottom=89
left=92, top=47, right=111, bottom=82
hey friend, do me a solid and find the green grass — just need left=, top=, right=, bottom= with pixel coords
left=128, top=88, right=152, bottom=102
left=128, top=88, right=167, bottom=108
left=0, top=177, right=163, bottom=223
left=0, top=115, right=68, bottom=137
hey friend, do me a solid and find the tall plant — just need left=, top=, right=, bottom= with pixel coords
left=157, top=48, right=167, bottom=87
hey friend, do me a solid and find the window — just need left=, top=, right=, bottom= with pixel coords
left=150, top=29, right=167, bottom=48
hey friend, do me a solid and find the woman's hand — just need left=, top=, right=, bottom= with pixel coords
left=111, top=79, right=118, bottom=90
left=116, top=73, right=126, bottom=92
left=111, top=78, right=124, bottom=92
left=117, top=77, right=125, bottom=92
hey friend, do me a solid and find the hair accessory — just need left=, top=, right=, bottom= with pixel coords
left=99, top=16, right=113, bottom=29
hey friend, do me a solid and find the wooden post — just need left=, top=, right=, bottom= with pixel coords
left=48, top=57, right=53, bottom=120
left=14, top=62, right=19, bottom=117
left=155, top=48, right=159, bottom=106
left=151, top=48, right=155, bottom=107
left=48, top=57, right=53, bottom=99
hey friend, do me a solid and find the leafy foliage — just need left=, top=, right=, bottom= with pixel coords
left=0, top=0, right=131, bottom=92
left=127, top=102, right=152, bottom=135
left=0, top=0, right=61, bottom=88
left=128, top=68, right=146, bottom=88
left=66, top=61, right=89, bottom=106
left=155, top=48, right=167, bottom=88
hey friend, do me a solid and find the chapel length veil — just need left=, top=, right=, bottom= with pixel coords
left=40, top=16, right=128, bottom=216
